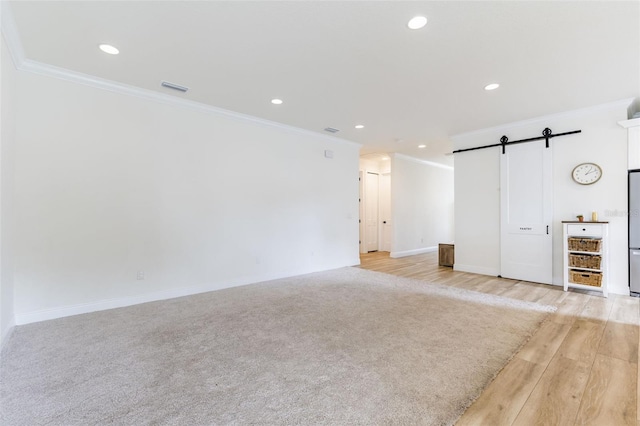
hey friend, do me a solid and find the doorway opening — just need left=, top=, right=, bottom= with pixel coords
left=359, top=153, right=391, bottom=254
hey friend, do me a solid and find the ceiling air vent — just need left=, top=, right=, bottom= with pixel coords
left=324, top=127, right=340, bottom=133
left=161, top=81, right=189, bottom=93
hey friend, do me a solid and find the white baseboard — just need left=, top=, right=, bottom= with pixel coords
left=390, top=246, right=437, bottom=258
left=14, top=277, right=279, bottom=325
left=453, top=264, right=500, bottom=277
left=14, top=260, right=363, bottom=325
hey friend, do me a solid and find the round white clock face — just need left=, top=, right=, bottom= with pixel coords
left=572, top=163, right=602, bottom=185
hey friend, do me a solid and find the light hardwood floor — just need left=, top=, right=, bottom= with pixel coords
left=358, top=251, right=640, bottom=426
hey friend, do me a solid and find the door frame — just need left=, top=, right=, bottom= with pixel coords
left=379, top=172, right=391, bottom=252
left=364, top=171, right=380, bottom=252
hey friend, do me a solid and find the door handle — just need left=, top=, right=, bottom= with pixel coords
left=546, top=225, right=549, bottom=235
left=383, top=221, right=387, bottom=224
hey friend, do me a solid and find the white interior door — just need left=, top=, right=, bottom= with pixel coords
left=365, top=172, right=379, bottom=252
left=379, top=173, right=391, bottom=252
left=500, top=141, right=552, bottom=284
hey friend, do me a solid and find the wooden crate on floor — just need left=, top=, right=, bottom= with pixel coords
left=439, top=243, right=454, bottom=267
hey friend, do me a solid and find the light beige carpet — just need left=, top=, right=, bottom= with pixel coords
left=0, top=267, right=554, bottom=425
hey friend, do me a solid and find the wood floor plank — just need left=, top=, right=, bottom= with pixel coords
left=456, top=357, right=546, bottom=426
left=581, top=295, right=614, bottom=323
left=512, top=355, right=591, bottom=426
left=432, top=272, right=478, bottom=287
left=598, top=321, right=639, bottom=362
left=610, top=296, right=640, bottom=326
left=466, top=277, right=513, bottom=293
left=557, top=319, right=606, bottom=365
left=552, top=292, right=590, bottom=325
left=575, top=354, right=637, bottom=426
left=516, top=320, right=572, bottom=366
left=499, top=282, right=552, bottom=303
left=536, top=287, right=570, bottom=306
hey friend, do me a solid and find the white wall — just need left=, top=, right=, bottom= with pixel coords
left=453, top=148, right=500, bottom=276
left=0, top=34, right=17, bottom=348
left=453, top=100, right=631, bottom=295
left=390, top=154, right=454, bottom=258
left=12, top=69, right=361, bottom=324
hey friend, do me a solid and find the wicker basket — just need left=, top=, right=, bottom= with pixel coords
left=568, top=254, right=601, bottom=269
left=569, top=270, right=602, bottom=287
left=568, top=237, right=602, bottom=252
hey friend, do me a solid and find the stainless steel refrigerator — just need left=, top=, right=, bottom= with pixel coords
left=629, top=171, right=640, bottom=294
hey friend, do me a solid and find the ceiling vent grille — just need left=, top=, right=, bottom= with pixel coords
left=324, top=127, right=340, bottom=133
left=161, top=81, right=189, bottom=93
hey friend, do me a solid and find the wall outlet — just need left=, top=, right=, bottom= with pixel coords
left=136, top=271, right=145, bottom=280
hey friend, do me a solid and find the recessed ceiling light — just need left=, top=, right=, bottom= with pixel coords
left=98, top=44, right=119, bottom=55
left=407, top=16, right=427, bottom=30
left=382, top=157, right=390, bottom=161
left=484, top=83, right=500, bottom=91
left=355, top=125, right=364, bottom=129
left=418, top=144, right=426, bottom=148
left=271, top=98, right=283, bottom=105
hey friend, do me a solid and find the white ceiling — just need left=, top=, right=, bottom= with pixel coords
left=7, top=1, right=640, bottom=165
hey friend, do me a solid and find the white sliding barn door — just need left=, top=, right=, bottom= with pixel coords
left=500, top=141, right=552, bottom=284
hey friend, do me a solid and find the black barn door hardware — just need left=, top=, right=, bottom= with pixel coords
left=452, top=128, right=581, bottom=155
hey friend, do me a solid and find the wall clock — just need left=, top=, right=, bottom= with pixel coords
left=572, top=163, right=602, bottom=185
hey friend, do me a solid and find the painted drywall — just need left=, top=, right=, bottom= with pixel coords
left=0, top=34, right=17, bottom=347
left=390, top=154, right=454, bottom=258
left=453, top=148, right=501, bottom=276
left=453, top=100, right=631, bottom=295
left=12, top=69, right=361, bottom=324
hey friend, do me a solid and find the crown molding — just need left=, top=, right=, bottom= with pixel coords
left=393, top=153, right=454, bottom=171
left=0, top=2, right=360, bottom=150
left=18, top=59, right=361, bottom=148
left=451, top=98, right=635, bottom=143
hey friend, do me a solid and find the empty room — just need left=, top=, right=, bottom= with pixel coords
left=1, top=1, right=639, bottom=425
